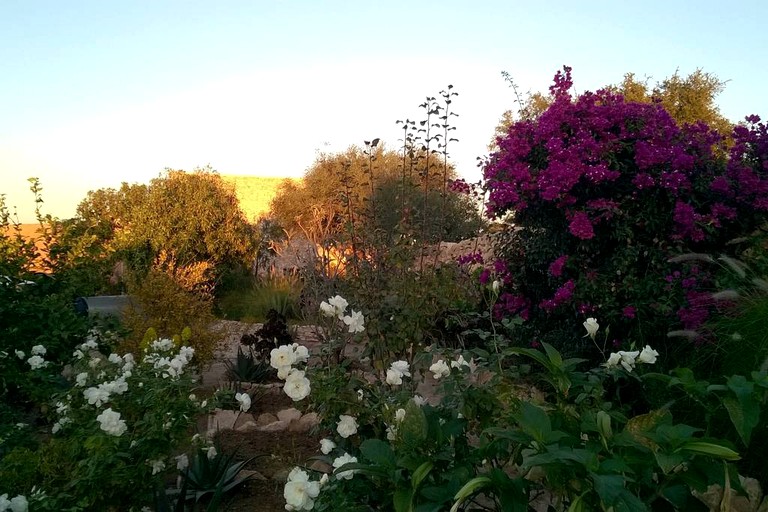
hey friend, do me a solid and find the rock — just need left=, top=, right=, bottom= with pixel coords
left=258, top=420, right=290, bottom=432
left=277, top=408, right=302, bottom=422
left=208, top=409, right=238, bottom=431
left=308, top=460, right=332, bottom=473
left=255, top=413, right=278, bottom=426
left=272, top=467, right=292, bottom=483
left=298, top=412, right=320, bottom=430
left=207, top=410, right=255, bottom=432
left=235, top=420, right=258, bottom=432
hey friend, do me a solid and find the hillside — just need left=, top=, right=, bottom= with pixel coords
left=220, top=175, right=300, bottom=222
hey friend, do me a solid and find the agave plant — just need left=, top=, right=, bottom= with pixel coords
left=181, top=441, right=260, bottom=506
left=225, top=347, right=276, bottom=383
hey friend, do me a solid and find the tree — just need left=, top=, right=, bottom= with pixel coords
left=491, top=68, right=732, bottom=149
left=269, top=145, right=483, bottom=245
left=71, top=167, right=255, bottom=283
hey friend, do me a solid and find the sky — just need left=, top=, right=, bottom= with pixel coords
left=1, top=1, right=767, bottom=222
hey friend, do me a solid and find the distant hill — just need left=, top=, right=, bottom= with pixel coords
left=220, top=175, right=299, bottom=222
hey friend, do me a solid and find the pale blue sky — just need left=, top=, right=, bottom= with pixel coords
left=1, top=0, right=766, bottom=221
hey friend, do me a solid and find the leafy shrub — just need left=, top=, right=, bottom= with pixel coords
left=479, top=66, right=768, bottom=363
left=0, top=336, right=225, bottom=510
left=217, top=272, right=302, bottom=321
left=121, top=262, right=219, bottom=367
left=271, top=296, right=766, bottom=510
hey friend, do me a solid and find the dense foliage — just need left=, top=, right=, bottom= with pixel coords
left=75, top=167, right=255, bottom=281
left=269, top=145, right=484, bottom=245
left=480, top=66, right=768, bottom=364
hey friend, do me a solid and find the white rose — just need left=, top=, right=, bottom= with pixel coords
left=9, top=495, right=28, bottom=512
left=96, top=408, right=127, bottom=437
left=605, top=352, right=622, bottom=369
left=390, top=360, right=410, bottom=377
left=293, top=344, right=310, bottom=363
left=394, top=408, right=406, bottom=423
left=75, top=372, right=88, bottom=387
left=284, top=467, right=320, bottom=511
left=343, top=310, right=365, bottom=333
left=336, top=415, right=358, bottom=438
left=151, top=338, right=174, bottom=351
left=332, top=453, right=358, bottom=480
left=327, top=295, right=349, bottom=318
left=386, top=368, right=403, bottom=386
left=583, top=318, right=599, bottom=339
left=26, top=355, right=47, bottom=370
left=148, top=458, right=166, bottom=475
left=235, top=392, right=251, bottom=412
left=276, top=365, right=292, bottom=380
left=429, top=359, right=451, bottom=380
left=270, top=345, right=296, bottom=370
left=319, top=301, right=336, bottom=318
left=638, top=345, right=659, bottom=364
left=319, top=438, right=336, bottom=455
left=451, top=355, right=470, bottom=369
left=284, top=371, right=311, bottom=401
left=31, top=344, right=46, bottom=356
left=175, top=453, right=189, bottom=471
left=618, top=350, right=640, bottom=372
left=84, top=386, right=111, bottom=407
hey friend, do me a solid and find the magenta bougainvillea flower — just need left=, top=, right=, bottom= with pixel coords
left=476, top=65, right=768, bottom=354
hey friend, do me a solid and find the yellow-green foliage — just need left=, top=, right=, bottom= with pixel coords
left=121, top=268, right=220, bottom=367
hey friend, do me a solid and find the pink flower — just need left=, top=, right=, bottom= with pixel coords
left=548, top=255, right=569, bottom=278
left=568, top=212, right=595, bottom=240
left=622, top=306, right=636, bottom=319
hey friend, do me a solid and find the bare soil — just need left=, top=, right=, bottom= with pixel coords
left=212, top=389, right=321, bottom=511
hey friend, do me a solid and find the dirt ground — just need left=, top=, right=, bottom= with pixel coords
left=212, top=389, right=322, bottom=511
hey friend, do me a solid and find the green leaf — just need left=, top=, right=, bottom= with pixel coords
left=542, top=342, right=563, bottom=368
left=721, top=375, right=759, bottom=446
left=361, top=438, right=396, bottom=469
left=661, top=484, right=709, bottom=511
left=411, top=461, right=433, bottom=491
left=507, top=346, right=552, bottom=372
left=591, top=473, right=649, bottom=512
left=654, top=451, right=686, bottom=475
left=676, top=441, right=740, bottom=461
left=394, top=486, right=413, bottom=512
left=401, top=401, right=429, bottom=448
left=514, top=402, right=552, bottom=444
left=450, top=476, right=491, bottom=512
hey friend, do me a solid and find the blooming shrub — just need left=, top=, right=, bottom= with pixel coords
left=280, top=306, right=766, bottom=511
left=0, top=336, right=223, bottom=510
left=482, top=66, right=768, bottom=360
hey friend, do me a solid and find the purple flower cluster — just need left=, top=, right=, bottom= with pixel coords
left=483, top=67, right=768, bottom=244
left=457, top=251, right=484, bottom=266
left=539, top=280, right=575, bottom=312
left=480, top=66, right=768, bottom=349
left=548, top=255, right=569, bottom=278
left=568, top=212, right=595, bottom=240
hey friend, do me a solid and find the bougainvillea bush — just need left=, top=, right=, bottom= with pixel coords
left=481, top=66, right=768, bottom=365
